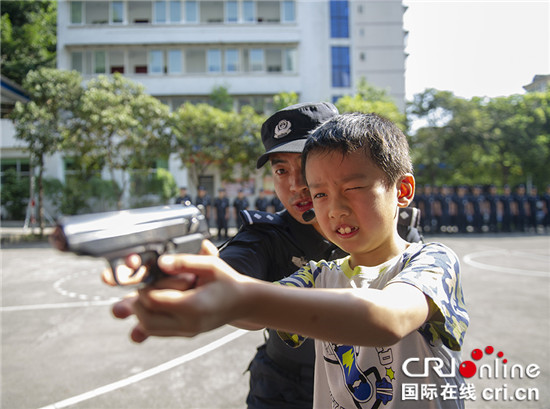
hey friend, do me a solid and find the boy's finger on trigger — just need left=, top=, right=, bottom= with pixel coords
left=125, top=253, right=142, bottom=269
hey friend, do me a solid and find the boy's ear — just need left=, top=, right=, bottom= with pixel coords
left=397, top=174, right=415, bottom=207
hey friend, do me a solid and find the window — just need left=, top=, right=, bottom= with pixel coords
left=86, top=1, right=109, bottom=24
left=70, top=1, right=83, bottom=24
left=226, top=1, right=238, bottom=22
left=111, top=1, right=124, bottom=23
left=330, top=0, right=349, bottom=38
left=257, top=1, right=279, bottom=23
left=249, top=49, right=264, bottom=72
left=225, top=49, right=239, bottom=72
left=154, top=1, right=167, bottom=23
left=94, top=51, right=106, bottom=74
left=186, top=49, right=206, bottom=73
left=168, top=50, right=183, bottom=73
left=201, top=1, right=223, bottom=23
left=331, top=46, right=350, bottom=87
left=150, top=50, right=164, bottom=74
left=170, top=0, right=181, bottom=22
left=242, top=1, right=255, bottom=22
left=130, top=50, right=148, bottom=73
left=129, top=1, right=152, bottom=23
left=207, top=49, right=222, bottom=73
left=266, top=49, right=282, bottom=72
left=1, top=158, right=30, bottom=186
left=284, top=48, right=297, bottom=72
left=185, top=1, right=198, bottom=22
left=282, top=1, right=295, bottom=22
left=109, top=50, right=125, bottom=73
left=71, top=52, right=83, bottom=72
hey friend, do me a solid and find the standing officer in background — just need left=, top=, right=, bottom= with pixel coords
left=175, top=186, right=192, bottom=204
left=501, top=184, right=514, bottom=232
left=233, top=189, right=250, bottom=230
left=254, top=189, right=269, bottom=212
left=195, top=186, right=211, bottom=227
left=214, top=188, right=230, bottom=240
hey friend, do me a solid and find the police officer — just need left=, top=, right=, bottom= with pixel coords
left=254, top=188, right=269, bottom=212
left=501, top=185, right=514, bottom=232
left=218, top=102, right=341, bottom=409
left=233, top=189, right=249, bottom=230
left=527, top=185, right=540, bottom=232
left=470, top=185, right=486, bottom=233
left=513, top=184, right=528, bottom=233
left=453, top=185, right=470, bottom=233
left=214, top=187, right=230, bottom=240
left=175, top=186, right=192, bottom=205
left=486, top=184, right=501, bottom=232
left=195, top=185, right=211, bottom=227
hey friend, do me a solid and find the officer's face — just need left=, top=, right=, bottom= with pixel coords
left=269, top=152, right=314, bottom=224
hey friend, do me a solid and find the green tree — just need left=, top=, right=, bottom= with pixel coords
left=273, top=91, right=299, bottom=111
left=210, top=85, right=234, bottom=112
left=73, top=74, right=172, bottom=207
left=335, top=78, right=406, bottom=130
left=11, top=68, right=84, bottom=234
left=408, top=88, right=550, bottom=188
left=171, top=103, right=264, bottom=187
left=1, top=1, right=57, bottom=83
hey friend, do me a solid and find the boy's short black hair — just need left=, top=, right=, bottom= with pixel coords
left=302, top=112, right=413, bottom=187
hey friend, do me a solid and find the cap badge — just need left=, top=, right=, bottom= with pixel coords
left=274, top=120, right=292, bottom=139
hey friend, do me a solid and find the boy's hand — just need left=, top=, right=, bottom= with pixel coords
left=111, top=240, right=252, bottom=342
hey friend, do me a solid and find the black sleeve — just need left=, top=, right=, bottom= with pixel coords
left=218, top=229, right=272, bottom=281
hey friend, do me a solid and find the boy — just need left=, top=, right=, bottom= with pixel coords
left=115, top=113, right=469, bottom=408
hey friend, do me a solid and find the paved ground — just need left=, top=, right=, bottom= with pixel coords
left=1, top=233, right=549, bottom=409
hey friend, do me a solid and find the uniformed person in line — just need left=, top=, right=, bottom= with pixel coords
left=254, top=188, right=269, bottom=212
left=233, top=189, right=250, bottom=230
left=513, top=184, right=528, bottom=233
left=195, top=185, right=211, bottom=227
left=470, top=185, right=486, bottom=233
left=500, top=184, right=514, bottom=232
left=175, top=186, right=192, bottom=205
left=218, top=102, right=423, bottom=409
left=436, top=184, right=453, bottom=233
left=453, top=185, right=471, bottom=233
left=214, top=187, right=230, bottom=240
left=486, top=184, right=501, bottom=232
left=526, top=185, right=540, bottom=232
left=543, top=184, right=550, bottom=233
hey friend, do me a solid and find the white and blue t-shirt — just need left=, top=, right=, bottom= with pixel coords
left=277, top=242, right=470, bottom=409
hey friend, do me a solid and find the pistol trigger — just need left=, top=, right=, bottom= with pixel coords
left=109, top=260, right=123, bottom=286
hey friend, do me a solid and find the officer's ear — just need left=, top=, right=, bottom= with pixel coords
left=397, top=174, right=415, bottom=208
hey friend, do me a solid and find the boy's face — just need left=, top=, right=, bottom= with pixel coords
left=306, top=149, right=413, bottom=267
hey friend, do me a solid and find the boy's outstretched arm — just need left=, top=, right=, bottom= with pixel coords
left=114, top=253, right=438, bottom=346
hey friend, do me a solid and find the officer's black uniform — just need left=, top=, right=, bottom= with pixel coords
left=219, top=210, right=346, bottom=409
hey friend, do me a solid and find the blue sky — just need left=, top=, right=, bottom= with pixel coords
left=403, top=0, right=549, bottom=100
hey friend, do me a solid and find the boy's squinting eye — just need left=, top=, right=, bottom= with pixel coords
left=313, top=193, right=326, bottom=199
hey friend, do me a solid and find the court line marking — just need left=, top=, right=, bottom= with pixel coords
left=0, top=300, right=119, bottom=312
left=37, top=328, right=249, bottom=409
left=463, top=249, right=549, bottom=278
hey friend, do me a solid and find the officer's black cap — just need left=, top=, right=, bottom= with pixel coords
left=256, top=102, right=338, bottom=169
